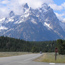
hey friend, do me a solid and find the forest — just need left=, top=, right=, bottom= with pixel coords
left=0, top=36, right=56, bottom=52
left=0, top=36, right=65, bottom=55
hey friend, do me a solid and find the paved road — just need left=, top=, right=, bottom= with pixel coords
left=0, top=53, right=65, bottom=65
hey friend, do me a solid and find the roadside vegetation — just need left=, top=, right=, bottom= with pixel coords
left=35, top=53, right=65, bottom=63
left=0, top=52, right=31, bottom=57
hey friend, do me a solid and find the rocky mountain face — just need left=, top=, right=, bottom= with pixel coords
left=0, top=3, right=65, bottom=41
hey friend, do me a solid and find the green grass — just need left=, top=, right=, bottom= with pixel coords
left=0, top=52, right=31, bottom=57
left=35, top=53, right=65, bottom=63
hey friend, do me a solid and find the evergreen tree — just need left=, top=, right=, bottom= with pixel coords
left=57, top=39, right=65, bottom=54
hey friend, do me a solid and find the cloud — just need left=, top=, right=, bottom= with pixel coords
left=49, top=2, right=65, bottom=11
left=49, top=4, right=63, bottom=10
left=18, top=0, right=53, bottom=9
left=47, top=2, right=65, bottom=22
left=1, top=0, right=9, bottom=4
left=61, top=2, right=65, bottom=8
left=0, top=0, right=65, bottom=22
left=55, top=12, right=65, bottom=22
left=0, top=0, right=54, bottom=18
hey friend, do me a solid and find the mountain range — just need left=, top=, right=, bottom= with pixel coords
left=0, top=3, right=65, bottom=41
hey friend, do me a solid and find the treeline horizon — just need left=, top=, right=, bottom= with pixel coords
left=0, top=36, right=56, bottom=52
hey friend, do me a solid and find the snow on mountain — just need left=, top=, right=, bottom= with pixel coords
left=0, top=3, right=65, bottom=41
left=0, top=18, right=5, bottom=22
left=31, top=18, right=37, bottom=24
left=0, top=26, right=8, bottom=30
left=44, top=22, right=52, bottom=29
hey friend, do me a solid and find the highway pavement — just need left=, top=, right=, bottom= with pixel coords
left=0, top=53, right=65, bottom=65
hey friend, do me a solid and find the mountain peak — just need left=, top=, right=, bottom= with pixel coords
left=22, top=3, right=29, bottom=13
left=39, top=3, right=51, bottom=13
left=9, top=11, right=15, bottom=17
left=23, top=3, right=29, bottom=9
left=42, top=3, right=48, bottom=8
left=41, top=3, right=51, bottom=10
left=0, top=3, right=65, bottom=41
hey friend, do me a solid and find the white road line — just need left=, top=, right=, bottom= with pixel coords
left=19, top=61, right=30, bottom=64
left=49, top=63, right=55, bottom=64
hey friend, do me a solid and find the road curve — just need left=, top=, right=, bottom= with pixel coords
left=0, top=53, right=65, bottom=65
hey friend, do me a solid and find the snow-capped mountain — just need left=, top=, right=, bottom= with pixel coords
left=0, top=3, right=65, bottom=41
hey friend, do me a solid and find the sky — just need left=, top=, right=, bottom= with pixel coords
left=0, top=0, right=65, bottom=22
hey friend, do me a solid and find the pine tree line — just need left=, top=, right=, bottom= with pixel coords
left=0, top=36, right=56, bottom=52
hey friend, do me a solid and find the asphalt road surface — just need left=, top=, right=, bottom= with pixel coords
left=0, top=53, right=65, bottom=65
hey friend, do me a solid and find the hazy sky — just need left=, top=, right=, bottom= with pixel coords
left=0, top=0, right=65, bottom=22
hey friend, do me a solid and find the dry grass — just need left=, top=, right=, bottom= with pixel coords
left=0, top=52, right=31, bottom=57
left=35, top=53, right=65, bottom=63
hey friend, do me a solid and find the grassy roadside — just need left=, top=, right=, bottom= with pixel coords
left=34, top=53, right=65, bottom=63
left=0, top=52, right=32, bottom=57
